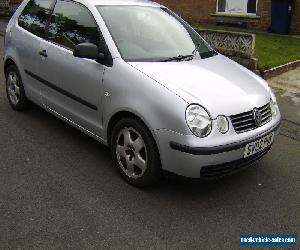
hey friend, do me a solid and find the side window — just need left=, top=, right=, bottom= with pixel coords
left=48, top=0, right=100, bottom=50
left=18, top=0, right=53, bottom=37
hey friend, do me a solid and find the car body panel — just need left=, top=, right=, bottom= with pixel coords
left=129, top=55, right=271, bottom=118
left=102, top=59, right=189, bottom=138
left=37, top=38, right=105, bottom=134
left=154, top=115, right=281, bottom=177
left=82, top=0, right=162, bottom=7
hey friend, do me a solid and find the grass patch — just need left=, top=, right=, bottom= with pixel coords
left=255, top=33, right=300, bottom=70
left=193, top=23, right=300, bottom=71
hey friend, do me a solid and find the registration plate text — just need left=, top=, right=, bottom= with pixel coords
left=244, top=132, right=274, bottom=158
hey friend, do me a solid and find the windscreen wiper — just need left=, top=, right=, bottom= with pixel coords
left=161, top=54, right=194, bottom=62
left=193, top=43, right=218, bottom=59
left=199, top=50, right=218, bottom=59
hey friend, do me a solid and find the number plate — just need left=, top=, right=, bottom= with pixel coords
left=244, top=132, right=274, bottom=158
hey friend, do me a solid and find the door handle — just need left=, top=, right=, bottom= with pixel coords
left=39, top=50, right=48, bottom=58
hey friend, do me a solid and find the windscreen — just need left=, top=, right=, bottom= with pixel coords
left=97, top=6, right=214, bottom=62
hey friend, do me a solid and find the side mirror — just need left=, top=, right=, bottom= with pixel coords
left=73, top=43, right=102, bottom=60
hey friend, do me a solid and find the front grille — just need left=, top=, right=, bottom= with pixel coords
left=230, top=103, right=272, bottom=134
left=200, top=147, right=271, bottom=179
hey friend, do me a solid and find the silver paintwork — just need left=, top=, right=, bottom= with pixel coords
left=4, top=0, right=281, bottom=178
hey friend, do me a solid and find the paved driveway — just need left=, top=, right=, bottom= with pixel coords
left=0, top=36, right=299, bottom=249
left=269, top=67, right=300, bottom=95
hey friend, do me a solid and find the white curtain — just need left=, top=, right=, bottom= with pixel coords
left=225, top=0, right=248, bottom=13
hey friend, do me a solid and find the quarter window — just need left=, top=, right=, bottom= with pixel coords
left=18, top=0, right=53, bottom=37
left=217, top=0, right=257, bottom=14
left=47, top=0, right=100, bottom=50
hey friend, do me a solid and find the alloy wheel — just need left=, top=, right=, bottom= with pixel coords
left=7, top=71, right=20, bottom=106
left=116, top=127, right=147, bottom=179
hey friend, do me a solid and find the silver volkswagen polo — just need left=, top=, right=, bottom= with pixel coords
left=4, top=0, right=281, bottom=186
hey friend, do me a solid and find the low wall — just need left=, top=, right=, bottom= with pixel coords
left=0, top=0, right=9, bottom=17
left=197, top=29, right=257, bottom=70
left=0, top=0, right=19, bottom=16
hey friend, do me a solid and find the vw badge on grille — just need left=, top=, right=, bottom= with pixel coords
left=253, top=108, right=262, bottom=126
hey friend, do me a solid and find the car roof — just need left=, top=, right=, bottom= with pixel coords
left=87, top=0, right=161, bottom=7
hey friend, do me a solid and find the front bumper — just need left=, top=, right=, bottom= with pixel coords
left=154, top=117, right=281, bottom=178
left=199, top=146, right=271, bottom=179
left=169, top=121, right=281, bottom=156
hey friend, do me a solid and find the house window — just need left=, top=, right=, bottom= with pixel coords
left=218, top=0, right=257, bottom=14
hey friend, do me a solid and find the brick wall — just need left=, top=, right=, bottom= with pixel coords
left=157, top=0, right=299, bottom=34
left=157, top=0, right=217, bottom=23
left=290, top=0, right=300, bottom=34
left=248, top=0, right=271, bottom=31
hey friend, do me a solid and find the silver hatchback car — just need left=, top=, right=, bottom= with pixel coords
left=4, top=0, right=281, bottom=186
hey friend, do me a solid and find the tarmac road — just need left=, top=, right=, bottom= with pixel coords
left=0, top=36, right=299, bottom=249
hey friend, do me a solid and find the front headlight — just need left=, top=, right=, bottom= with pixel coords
left=186, top=104, right=212, bottom=137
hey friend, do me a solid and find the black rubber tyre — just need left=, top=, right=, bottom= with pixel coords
left=5, top=64, right=30, bottom=111
left=111, top=117, right=162, bottom=187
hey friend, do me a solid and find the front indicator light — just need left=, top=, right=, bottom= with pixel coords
left=270, top=99, right=279, bottom=117
left=216, top=115, right=229, bottom=134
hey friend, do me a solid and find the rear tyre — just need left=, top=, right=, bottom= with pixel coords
left=5, top=65, right=29, bottom=111
left=111, top=117, right=161, bottom=187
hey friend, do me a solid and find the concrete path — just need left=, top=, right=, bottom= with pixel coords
left=268, top=67, right=300, bottom=124
left=269, top=67, right=300, bottom=94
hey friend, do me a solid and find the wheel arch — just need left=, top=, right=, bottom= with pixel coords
left=106, top=110, right=158, bottom=149
left=4, top=57, right=17, bottom=78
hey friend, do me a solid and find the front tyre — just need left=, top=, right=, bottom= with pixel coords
left=111, top=118, right=161, bottom=187
left=5, top=65, right=29, bottom=111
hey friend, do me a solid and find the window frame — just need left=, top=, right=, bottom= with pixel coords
left=45, top=0, right=104, bottom=52
left=18, top=0, right=110, bottom=55
left=215, top=0, right=258, bottom=16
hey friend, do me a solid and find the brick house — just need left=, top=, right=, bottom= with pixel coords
left=157, top=0, right=300, bottom=34
left=2, top=0, right=300, bottom=34
left=290, top=0, right=300, bottom=34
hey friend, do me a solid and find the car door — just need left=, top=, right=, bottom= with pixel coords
left=15, top=0, right=54, bottom=105
left=37, top=0, right=105, bottom=135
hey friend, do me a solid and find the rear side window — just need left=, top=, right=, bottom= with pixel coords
left=18, top=0, right=53, bottom=37
left=47, top=0, right=100, bottom=50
